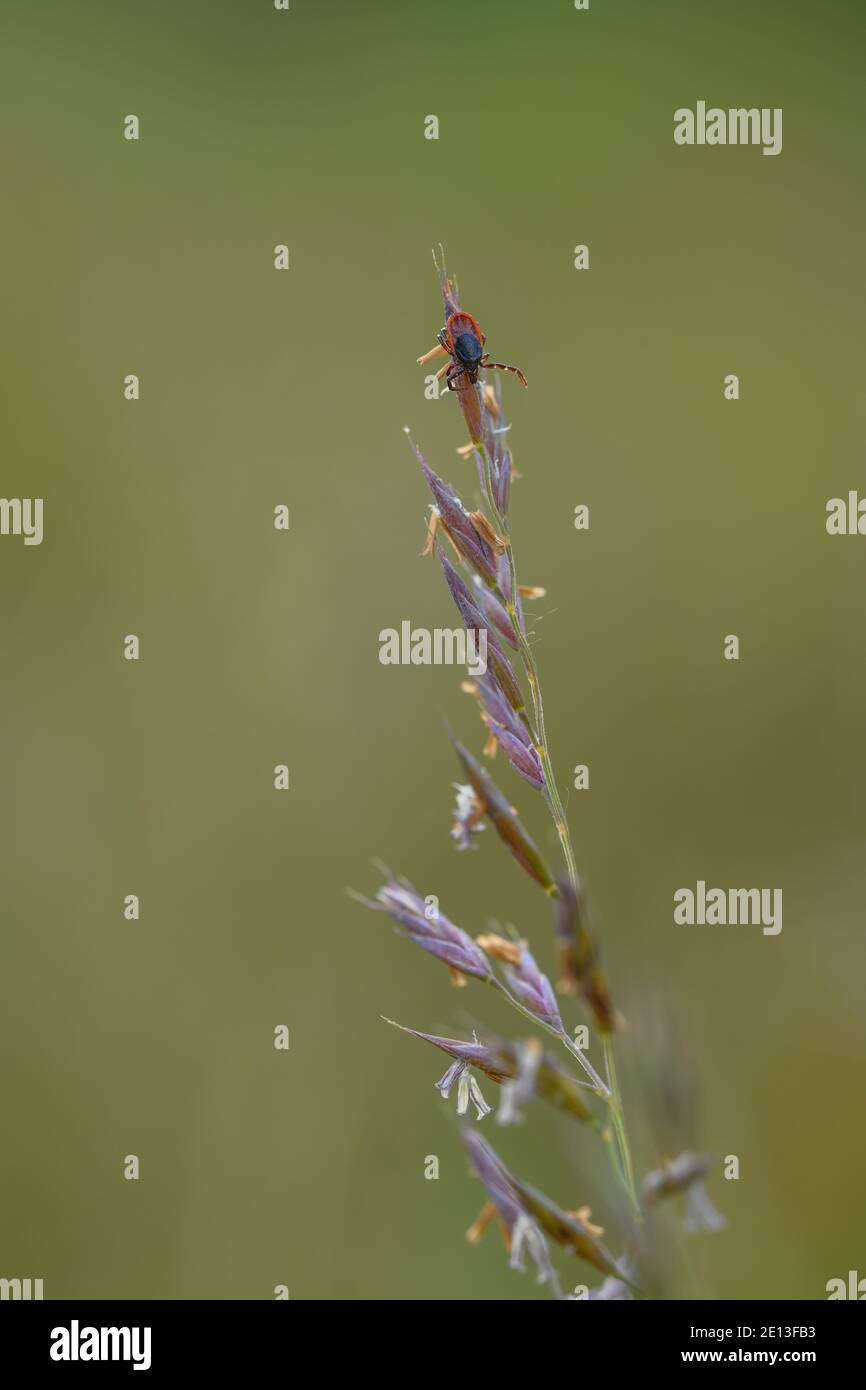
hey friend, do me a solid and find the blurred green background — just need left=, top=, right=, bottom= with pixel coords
left=2, top=0, right=865, bottom=1300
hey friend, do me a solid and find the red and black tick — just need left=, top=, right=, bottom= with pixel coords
left=417, top=311, right=527, bottom=392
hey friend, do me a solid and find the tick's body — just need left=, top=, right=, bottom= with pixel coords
left=418, top=310, right=527, bottom=392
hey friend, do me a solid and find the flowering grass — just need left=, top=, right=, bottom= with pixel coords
left=353, top=252, right=724, bottom=1299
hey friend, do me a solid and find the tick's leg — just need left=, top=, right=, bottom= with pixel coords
left=481, top=359, right=527, bottom=387
left=447, top=366, right=476, bottom=395
left=447, top=364, right=475, bottom=393
left=435, top=360, right=452, bottom=381
left=418, top=342, right=449, bottom=366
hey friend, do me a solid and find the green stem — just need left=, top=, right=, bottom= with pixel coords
left=604, top=1035, right=641, bottom=1221
left=489, top=976, right=609, bottom=1096
left=479, top=440, right=641, bottom=1219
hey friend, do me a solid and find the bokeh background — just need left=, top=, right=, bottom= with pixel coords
left=2, top=0, right=865, bottom=1300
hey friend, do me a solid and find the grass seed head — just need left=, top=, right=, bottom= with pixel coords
left=553, top=874, right=621, bottom=1034
left=359, top=878, right=491, bottom=982
left=452, top=735, right=556, bottom=893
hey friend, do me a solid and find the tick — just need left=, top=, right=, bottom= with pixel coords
left=418, top=311, right=527, bottom=393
